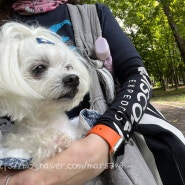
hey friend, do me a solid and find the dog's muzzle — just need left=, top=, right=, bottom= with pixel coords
left=63, top=74, right=80, bottom=87
left=57, top=74, right=80, bottom=99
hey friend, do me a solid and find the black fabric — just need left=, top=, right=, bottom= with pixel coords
left=136, top=122, right=185, bottom=185
left=13, top=4, right=75, bottom=47
left=96, top=67, right=152, bottom=139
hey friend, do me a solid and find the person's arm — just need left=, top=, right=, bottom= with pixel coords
left=0, top=134, right=109, bottom=185
left=95, top=4, right=152, bottom=146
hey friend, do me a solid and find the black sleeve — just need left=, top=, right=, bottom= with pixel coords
left=96, top=66, right=153, bottom=140
left=96, top=4, right=143, bottom=81
left=95, top=4, right=153, bottom=139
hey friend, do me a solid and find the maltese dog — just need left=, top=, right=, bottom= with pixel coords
left=0, top=22, right=92, bottom=167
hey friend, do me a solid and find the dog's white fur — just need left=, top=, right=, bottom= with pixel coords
left=0, top=22, right=91, bottom=164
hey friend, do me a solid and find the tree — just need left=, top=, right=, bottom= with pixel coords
left=157, top=0, right=185, bottom=64
left=84, top=0, right=185, bottom=89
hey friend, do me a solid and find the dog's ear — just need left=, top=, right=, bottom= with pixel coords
left=0, top=21, right=60, bottom=43
left=0, top=21, right=34, bottom=41
left=0, top=38, right=42, bottom=99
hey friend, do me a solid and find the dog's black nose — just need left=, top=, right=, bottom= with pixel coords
left=63, top=74, right=80, bottom=87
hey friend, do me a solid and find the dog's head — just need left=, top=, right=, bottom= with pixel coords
left=0, top=22, right=90, bottom=121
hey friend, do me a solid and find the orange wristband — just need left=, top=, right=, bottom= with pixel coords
left=86, top=125, right=124, bottom=156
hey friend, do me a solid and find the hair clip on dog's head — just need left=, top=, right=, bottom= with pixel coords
left=36, top=37, right=55, bottom=45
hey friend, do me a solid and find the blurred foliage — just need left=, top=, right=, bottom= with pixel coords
left=83, top=0, right=185, bottom=90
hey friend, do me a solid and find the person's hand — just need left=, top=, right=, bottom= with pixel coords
left=0, top=134, right=109, bottom=185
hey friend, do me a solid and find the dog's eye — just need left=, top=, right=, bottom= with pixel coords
left=65, top=64, right=73, bottom=71
left=31, top=64, right=47, bottom=78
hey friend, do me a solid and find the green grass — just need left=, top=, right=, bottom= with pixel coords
left=151, top=86, right=185, bottom=108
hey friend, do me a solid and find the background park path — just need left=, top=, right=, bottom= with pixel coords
left=151, top=102, right=185, bottom=135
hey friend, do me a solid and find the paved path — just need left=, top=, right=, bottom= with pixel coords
left=151, top=102, right=185, bottom=135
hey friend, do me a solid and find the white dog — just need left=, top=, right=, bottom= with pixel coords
left=0, top=22, right=91, bottom=166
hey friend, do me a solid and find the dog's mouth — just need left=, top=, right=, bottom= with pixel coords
left=57, top=87, right=79, bottom=100
left=55, top=74, right=80, bottom=100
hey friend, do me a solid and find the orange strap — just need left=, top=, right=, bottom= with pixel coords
left=86, top=124, right=122, bottom=152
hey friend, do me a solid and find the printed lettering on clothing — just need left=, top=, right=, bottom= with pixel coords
left=114, top=67, right=152, bottom=136
left=130, top=67, right=152, bottom=124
